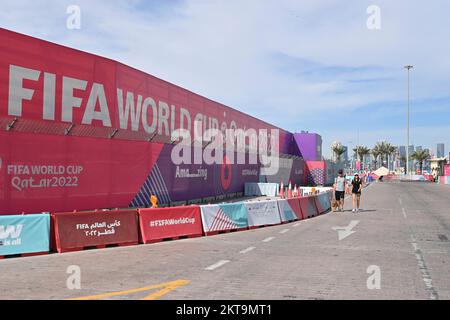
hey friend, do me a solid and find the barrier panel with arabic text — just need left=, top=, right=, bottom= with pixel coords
left=277, top=198, right=303, bottom=222
left=244, top=200, right=282, bottom=227
left=299, top=195, right=319, bottom=218
left=138, top=206, right=203, bottom=243
left=200, top=203, right=248, bottom=235
left=52, top=210, right=139, bottom=253
left=0, top=213, right=50, bottom=256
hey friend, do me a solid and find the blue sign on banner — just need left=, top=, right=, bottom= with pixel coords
left=0, top=213, right=50, bottom=256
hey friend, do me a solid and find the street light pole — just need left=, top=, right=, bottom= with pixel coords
left=404, top=65, right=413, bottom=176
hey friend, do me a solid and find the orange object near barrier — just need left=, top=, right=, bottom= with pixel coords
left=298, top=195, right=319, bottom=218
left=52, top=210, right=139, bottom=253
left=138, top=206, right=203, bottom=244
left=287, top=181, right=293, bottom=198
left=280, top=181, right=285, bottom=198
left=150, top=195, right=159, bottom=208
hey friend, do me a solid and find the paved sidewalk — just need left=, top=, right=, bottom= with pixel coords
left=0, top=182, right=449, bottom=300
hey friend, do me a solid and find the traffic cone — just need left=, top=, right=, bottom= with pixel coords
left=280, top=181, right=285, bottom=198
left=294, top=184, right=298, bottom=197
left=288, top=181, right=293, bottom=198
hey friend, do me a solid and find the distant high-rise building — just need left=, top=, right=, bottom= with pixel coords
left=416, top=146, right=422, bottom=152
left=437, top=143, right=445, bottom=158
left=423, top=148, right=431, bottom=172
left=397, top=146, right=406, bottom=172
left=342, top=146, right=349, bottom=164
left=399, top=146, right=406, bottom=157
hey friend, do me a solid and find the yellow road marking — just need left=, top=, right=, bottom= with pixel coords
left=68, top=279, right=189, bottom=300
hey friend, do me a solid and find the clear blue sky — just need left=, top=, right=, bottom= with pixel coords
left=2, top=0, right=449, bottom=158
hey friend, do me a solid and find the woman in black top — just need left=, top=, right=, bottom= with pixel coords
left=351, top=174, right=362, bottom=212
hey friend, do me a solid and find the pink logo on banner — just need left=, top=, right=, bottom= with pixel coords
left=221, top=155, right=232, bottom=191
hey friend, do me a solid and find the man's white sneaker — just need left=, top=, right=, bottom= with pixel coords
left=352, top=209, right=355, bottom=212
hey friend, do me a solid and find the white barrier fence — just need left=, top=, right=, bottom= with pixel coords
left=299, top=186, right=333, bottom=196
left=244, top=183, right=279, bottom=197
left=244, top=200, right=281, bottom=227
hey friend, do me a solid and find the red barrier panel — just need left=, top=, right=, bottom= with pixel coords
left=138, top=206, right=203, bottom=244
left=298, top=195, right=318, bottom=218
left=52, top=210, right=139, bottom=253
left=288, top=198, right=305, bottom=220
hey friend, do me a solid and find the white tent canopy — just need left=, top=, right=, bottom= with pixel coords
left=373, top=166, right=390, bottom=177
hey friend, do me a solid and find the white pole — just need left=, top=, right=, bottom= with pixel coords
left=404, top=65, right=413, bottom=176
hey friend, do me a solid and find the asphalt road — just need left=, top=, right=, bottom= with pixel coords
left=1, top=181, right=449, bottom=300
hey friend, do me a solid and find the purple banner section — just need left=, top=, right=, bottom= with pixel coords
left=131, top=144, right=305, bottom=207
left=294, top=133, right=322, bottom=161
left=130, top=144, right=261, bottom=206
left=260, top=157, right=305, bottom=186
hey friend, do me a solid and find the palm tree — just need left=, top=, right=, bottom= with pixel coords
left=373, top=141, right=395, bottom=168
left=372, top=143, right=384, bottom=168
left=353, top=146, right=371, bottom=170
left=371, top=149, right=380, bottom=169
left=333, top=146, right=346, bottom=163
left=411, top=150, right=430, bottom=174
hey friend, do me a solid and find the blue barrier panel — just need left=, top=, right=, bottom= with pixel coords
left=0, top=213, right=50, bottom=256
left=200, top=203, right=248, bottom=235
left=314, top=192, right=331, bottom=214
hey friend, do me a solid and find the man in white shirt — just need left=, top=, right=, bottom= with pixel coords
left=334, top=169, right=346, bottom=212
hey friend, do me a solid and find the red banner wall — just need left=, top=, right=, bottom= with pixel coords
left=138, top=206, right=203, bottom=243
left=0, top=130, right=162, bottom=214
left=0, top=27, right=300, bottom=215
left=52, top=210, right=139, bottom=253
left=0, top=27, right=292, bottom=151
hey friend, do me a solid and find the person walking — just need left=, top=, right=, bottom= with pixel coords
left=351, top=174, right=363, bottom=212
left=334, top=169, right=346, bottom=212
